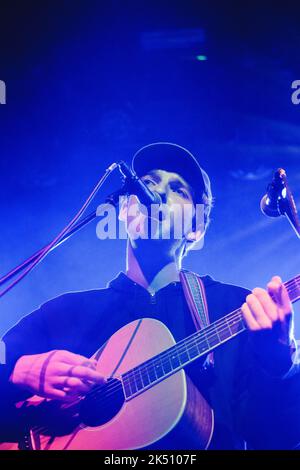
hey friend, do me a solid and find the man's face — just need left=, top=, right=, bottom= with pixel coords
left=122, top=169, right=200, bottom=250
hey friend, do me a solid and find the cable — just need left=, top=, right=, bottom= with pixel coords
left=0, top=163, right=118, bottom=299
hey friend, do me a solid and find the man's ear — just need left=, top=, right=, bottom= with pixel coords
left=185, top=229, right=205, bottom=252
left=118, top=196, right=128, bottom=222
left=185, top=229, right=203, bottom=242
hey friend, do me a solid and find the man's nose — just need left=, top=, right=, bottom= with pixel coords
left=154, top=184, right=167, bottom=204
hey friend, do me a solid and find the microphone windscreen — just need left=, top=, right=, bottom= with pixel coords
left=260, top=194, right=281, bottom=218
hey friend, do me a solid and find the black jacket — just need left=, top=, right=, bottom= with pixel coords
left=1, top=272, right=300, bottom=449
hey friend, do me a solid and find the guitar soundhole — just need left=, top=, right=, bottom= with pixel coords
left=80, top=378, right=125, bottom=427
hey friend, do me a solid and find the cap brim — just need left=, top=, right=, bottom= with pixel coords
left=132, top=142, right=207, bottom=203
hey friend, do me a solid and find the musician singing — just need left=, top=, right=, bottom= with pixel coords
left=0, top=142, right=300, bottom=450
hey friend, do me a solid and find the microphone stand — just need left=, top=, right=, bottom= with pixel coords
left=0, top=173, right=126, bottom=290
left=0, top=210, right=98, bottom=288
left=277, top=169, right=300, bottom=239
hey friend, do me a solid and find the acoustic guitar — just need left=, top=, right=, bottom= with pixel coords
left=1, top=275, right=299, bottom=450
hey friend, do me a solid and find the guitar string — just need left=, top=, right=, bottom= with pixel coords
left=32, top=283, right=300, bottom=436
left=64, top=280, right=300, bottom=408
left=63, top=280, right=300, bottom=406
left=71, top=310, right=245, bottom=399
left=50, top=306, right=246, bottom=421
left=83, top=277, right=300, bottom=401
left=32, top=279, right=300, bottom=434
left=55, top=289, right=300, bottom=418
left=37, top=304, right=246, bottom=422
left=31, top=305, right=246, bottom=436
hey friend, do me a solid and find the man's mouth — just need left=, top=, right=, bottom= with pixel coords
left=158, top=211, right=165, bottom=222
left=148, top=206, right=169, bottom=223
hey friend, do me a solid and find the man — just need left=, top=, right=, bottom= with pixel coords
left=0, top=142, right=300, bottom=449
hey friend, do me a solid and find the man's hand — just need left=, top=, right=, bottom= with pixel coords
left=241, top=276, right=293, bottom=343
left=10, top=350, right=106, bottom=401
left=241, top=276, right=295, bottom=375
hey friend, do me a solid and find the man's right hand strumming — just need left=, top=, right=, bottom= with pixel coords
left=9, top=350, right=106, bottom=401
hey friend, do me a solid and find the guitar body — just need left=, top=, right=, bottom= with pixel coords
left=0, top=319, right=213, bottom=450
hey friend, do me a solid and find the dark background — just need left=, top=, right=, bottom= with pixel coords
left=0, top=0, right=299, bottom=336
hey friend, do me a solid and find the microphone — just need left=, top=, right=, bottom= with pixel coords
left=260, top=168, right=286, bottom=217
left=116, top=161, right=162, bottom=208
left=261, top=168, right=300, bottom=238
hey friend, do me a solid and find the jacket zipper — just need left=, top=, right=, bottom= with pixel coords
left=149, top=292, right=156, bottom=304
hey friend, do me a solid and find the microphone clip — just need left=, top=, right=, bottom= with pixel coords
left=265, top=168, right=287, bottom=217
left=105, top=161, right=161, bottom=208
left=262, top=168, right=300, bottom=239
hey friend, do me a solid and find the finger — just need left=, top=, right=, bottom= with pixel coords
left=241, top=302, right=261, bottom=331
left=58, top=351, right=97, bottom=368
left=41, top=386, right=69, bottom=400
left=50, top=362, right=96, bottom=378
left=50, top=374, right=90, bottom=390
left=268, top=278, right=289, bottom=305
left=267, top=278, right=292, bottom=320
left=271, top=275, right=282, bottom=285
left=56, top=376, right=92, bottom=394
left=252, top=287, right=278, bottom=322
left=245, top=294, right=273, bottom=329
left=68, top=366, right=106, bottom=384
left=267, top=281, right=283, bottom=307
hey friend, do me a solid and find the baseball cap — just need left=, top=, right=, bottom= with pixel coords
left=132, top=142, right=212, bottom=206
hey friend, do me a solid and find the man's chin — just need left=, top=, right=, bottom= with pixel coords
left=127, top=216, right=184, bottom=242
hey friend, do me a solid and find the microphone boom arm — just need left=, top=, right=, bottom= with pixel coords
left=279, top=170, right=300, bottom=239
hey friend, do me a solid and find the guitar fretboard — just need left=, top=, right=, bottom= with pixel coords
left=122, top=275, right=300, bottom=400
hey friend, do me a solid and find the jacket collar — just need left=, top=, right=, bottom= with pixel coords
left=107, top=271, right=216, bottom=294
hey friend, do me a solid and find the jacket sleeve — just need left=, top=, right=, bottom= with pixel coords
left=0, top=303, right=53, bottom=442
left=233, top=330, right=300, bottom=449
left=0, top=289, right=105, bottom=443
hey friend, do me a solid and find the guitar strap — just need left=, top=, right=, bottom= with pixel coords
left=180, top=269, right=214, bottom=366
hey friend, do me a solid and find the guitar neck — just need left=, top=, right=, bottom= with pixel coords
left=122, top=275, right=300, bottom=400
